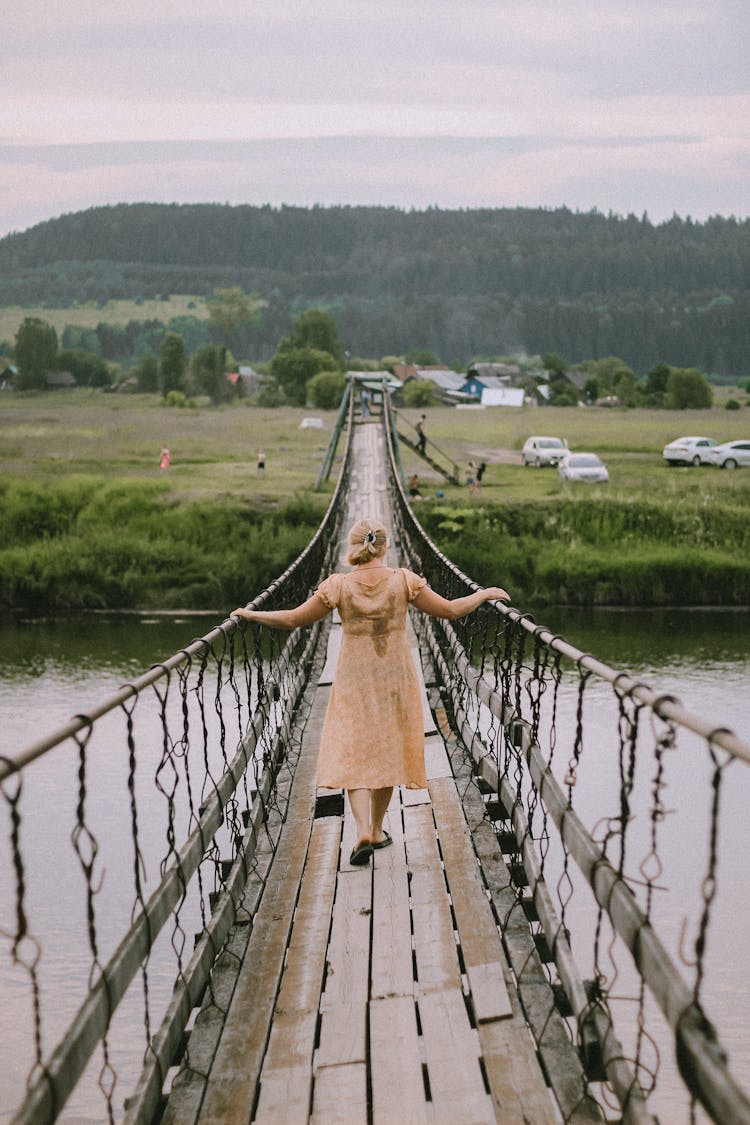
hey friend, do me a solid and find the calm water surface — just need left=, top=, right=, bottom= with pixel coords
left=0, top=608, right=748, bottom=1123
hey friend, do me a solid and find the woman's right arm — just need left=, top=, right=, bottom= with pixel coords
left=231, top=593, right=330, bottom=631
left=412, top=584, right=510, bottom=621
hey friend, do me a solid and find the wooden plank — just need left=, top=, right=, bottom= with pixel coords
left=371, top=829, right=413, bottom=999
left=193, top=690, right=327, bottom=1125
left=370, top=996, right=429, bottom=1125
left=271, top=816, right=341, bottom=1019
left=252, top=819, right=341, bottom=1123
left=477, top=1019, right=558, bottom=1125
left=404, top=805, right=462, bottom=995
left=401, top=785, right=431, bottom=806
left=429, top=778, right=513, bottom=1022
left=424, top=733, right=453, bottom=780
left=312, top=1062, right=367, bottom=1124
left=318, top=625, right=342, bottom=686
left=253, top=1065, right=311, bottom=1125
left=316, top=868, right=372, bottom=1067
left=447, top=746, right=604, bottom=1124
left=418, top=989, right=494, bottom=1125
left=410, top=646, right=438, bottom=734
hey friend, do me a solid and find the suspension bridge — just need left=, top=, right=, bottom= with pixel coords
left=2, top=382, right=749, bottom=1124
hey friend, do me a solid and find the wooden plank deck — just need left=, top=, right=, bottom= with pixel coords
left=163, top=423, right=560, bottom=1125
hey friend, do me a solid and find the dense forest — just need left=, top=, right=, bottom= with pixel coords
left=1, top=203, right=748, bottom=373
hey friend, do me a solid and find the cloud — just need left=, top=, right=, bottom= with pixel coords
left=0, top=0, right=748, bottom=233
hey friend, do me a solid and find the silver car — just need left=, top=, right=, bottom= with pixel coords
left=522, top=436, right=568, bottom=466
left=662, top=436, right=718, bottom=466
left=707, top=440, right=750, bottom=469
left=558, top=452, right=609, bottom=483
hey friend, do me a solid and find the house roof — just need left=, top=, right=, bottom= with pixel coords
left=468, top=362, right=521, bottom=379
left=416, top=369, right=464, bottom=391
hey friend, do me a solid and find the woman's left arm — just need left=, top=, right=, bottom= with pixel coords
left=412, top=584, right=510, bottom=621
left=231, top=593, right=330, bottom=631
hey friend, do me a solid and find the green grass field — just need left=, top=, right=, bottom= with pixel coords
left=0, top=296, right=210, bottom=344
left=0, top=393, right=748, bottom=607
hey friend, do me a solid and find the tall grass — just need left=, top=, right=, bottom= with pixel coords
left=0, top=479, right=325, bottom=609
left=423, top=498, right=750, bottom=606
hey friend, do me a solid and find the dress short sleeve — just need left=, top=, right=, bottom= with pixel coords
left=402, top=568, right=428, bottom=602
left=316, top=572, right=342, bottom=609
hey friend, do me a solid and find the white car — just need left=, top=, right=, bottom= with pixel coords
left=662, top=436, right=718, bottom=466
left=707, top=440, right=750, bottom=469
left=558, top=452, right=609, bottom=483
left=522, top=436, right=568, bottom=466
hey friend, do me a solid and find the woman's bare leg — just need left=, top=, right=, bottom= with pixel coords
left=347, top=788, right=372, bottom=847
left=370, top=786, right=394, bottom=844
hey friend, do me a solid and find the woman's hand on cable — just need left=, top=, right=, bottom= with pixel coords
left=484, top=586, right=511, bottom=603
left=231, top=607, right=255, bottom=621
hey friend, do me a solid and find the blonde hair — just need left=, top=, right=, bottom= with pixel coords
left=346, top=518, right=387, bottom=566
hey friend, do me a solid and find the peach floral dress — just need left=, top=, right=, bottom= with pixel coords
left=315, top=567, right=428, bottom=790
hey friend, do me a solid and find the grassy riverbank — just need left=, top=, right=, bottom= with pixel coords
left=1, top=394, right=748, bottom=608
left=422, top=498, right=750, bottom=606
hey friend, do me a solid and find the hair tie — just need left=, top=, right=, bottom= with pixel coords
left=364, top=529, right=377, bottom=553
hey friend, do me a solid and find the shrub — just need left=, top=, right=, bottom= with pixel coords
left=164, top=390, right=187, bottom=408
left=307, top=370, right=347, bottom=410
left=725, top=398, right=741, bottom=410
left=401, top=379, right=437, bottom=408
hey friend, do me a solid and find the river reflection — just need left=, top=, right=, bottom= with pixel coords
left=0, top=608, right=748, bottom=1123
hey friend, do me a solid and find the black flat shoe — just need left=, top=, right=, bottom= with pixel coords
left=349, top=841, right=374, bottom=866
left=372, top=832, right=393, bottom=850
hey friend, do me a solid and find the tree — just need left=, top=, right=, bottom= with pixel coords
left=613, top=369, right=641, bottom=407
left=542, top=352, right=567, bottom=377
left=57, top=349, right=111, bottom=387
left=159, top=332, right=187, bottom=396
left=666, top=367, right=713, bottom=410
left=405, top=348, right=440, bottom=366
left=279, top=308, right=344, bottom=367
left=270, top=347, right=338, bottom=405
left=207, top=287, right=257, bottom=339
left=191, top=344, right=232, bottom=404
left=644, top=363, right=670, bottom=403
left=547, top=374, right=578, bottom=406
left=401, top=379, right=438, bottom=408
left=134, top=354, right=159, bottom=392
left=307, top=370, right=347, bottom=409
left=583, top=376, right=600, bottom=403
left=14, top=317, right=58, bottom=389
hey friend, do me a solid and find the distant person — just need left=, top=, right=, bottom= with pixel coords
left=232, top=518, right=510, bottom=866
left=408, top=473, right=423, bottom=500
left=257, top=450, right=266, bottom=477
left=159, top=444, right=170, bottom=471
left=360, top=389, right=370, bottom=419
left=476, top=461, right=487, bottom=484
left=466, top=461, right=480, bottom=495
left=415, top=414, right=427, bottom=456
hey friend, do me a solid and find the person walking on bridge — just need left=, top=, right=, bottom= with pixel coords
left=415, top=414, right=427, bottom=456
left=233, top=518, right=509, bottom=867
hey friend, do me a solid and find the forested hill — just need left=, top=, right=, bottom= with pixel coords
left=1, top=203, right=749, bottom=373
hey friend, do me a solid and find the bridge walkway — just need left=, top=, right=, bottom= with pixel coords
left=162, top=421, right=558, bottom=1125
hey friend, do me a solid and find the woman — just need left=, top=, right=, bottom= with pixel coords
left=233, top=518, right=509, bottom=867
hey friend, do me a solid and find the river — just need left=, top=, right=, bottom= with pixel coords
left=0, top=607, right=748, bottom=1123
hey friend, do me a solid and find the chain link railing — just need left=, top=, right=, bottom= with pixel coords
left=0, top=393, right=354, bottom=1124
left=384, top=390, right=750, bottom=1125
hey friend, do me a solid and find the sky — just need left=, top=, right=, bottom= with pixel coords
left=2, top=0, right=749, bottom=238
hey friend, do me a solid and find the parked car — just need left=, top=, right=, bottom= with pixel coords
left=522, top=436, right=568, bottom=466
left=558, top=452, right=609, bottom=483
left=662, top=436, right=718, bottom=466
left=707, top=440, right=750, bottom=469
